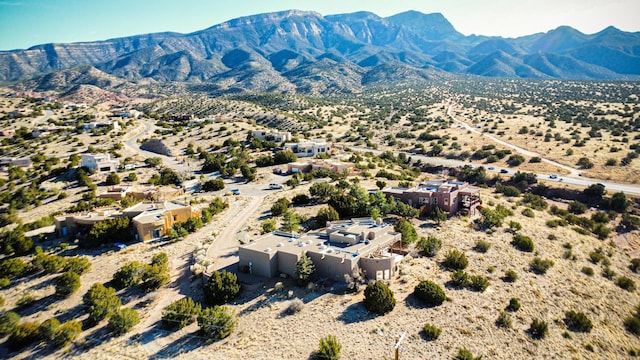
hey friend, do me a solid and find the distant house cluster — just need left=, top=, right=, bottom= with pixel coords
left=54, top=201, right=197, bottom=242
left=383, top=180, right=481, bottom=215
left=238, top=218, right=403, bottom=282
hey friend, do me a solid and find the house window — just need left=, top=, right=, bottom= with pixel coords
left=152, top=229, right=162, bottom=239
left=444, top=198, right=449, bottom=205
left=419, top=197, right=428, bottom=205
left=173, top=215, right=177, bottom=221
left=453, top=198, right=457, bottom=204
left=433, top=198, right=438, bottom=205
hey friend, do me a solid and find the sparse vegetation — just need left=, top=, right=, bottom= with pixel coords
left=422, top=323, right=442, bottom=340
left=363, top=281, right=396, bottom=315
left=414, top=280, right=446, bottom=306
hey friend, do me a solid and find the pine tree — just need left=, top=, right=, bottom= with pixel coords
left=294, top=252, right=315, bottom=286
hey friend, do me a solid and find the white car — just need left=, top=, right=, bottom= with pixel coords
left=550, top=174, right=558, bottom=179
left=269, top=183, right=284, bottom=190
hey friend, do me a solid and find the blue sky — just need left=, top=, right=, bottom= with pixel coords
left=0, top=0, right=638, bottom=50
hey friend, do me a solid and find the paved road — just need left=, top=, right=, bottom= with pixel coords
left=352, top=146, right=640, bottom=195
left=447, top=104, right=581, bottom=176
left=122, top=119, right=194, bottom=174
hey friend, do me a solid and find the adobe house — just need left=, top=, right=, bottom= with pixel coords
left=123, top=201, right=197, bottom=242
left=383, top=180, right=481, bottom=215
left=238, top=218, right=403, bottom=282
left=54, top=201, right=197, bottom=242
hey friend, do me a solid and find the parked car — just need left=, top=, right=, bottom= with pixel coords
left=231, top=189, right=241, bottom=195
left=488, top=166, right=495, bottom=171
left=549, top=174, right=558, bottom=179
left=500, top=169, right=509, bottom=174
left=269, top=183, right=284, bottom=190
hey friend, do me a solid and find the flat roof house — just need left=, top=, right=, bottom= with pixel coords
left=238, top=218, right=403, bottom=282
left=383, top=180, right=481, bottom=215
left=252, top=130, right=292, bottom=143
left=54, top=201, right=197, bottom=242
left=283, top=140, right=330, bottom=158
left=81, top=153, right=119, bottom=172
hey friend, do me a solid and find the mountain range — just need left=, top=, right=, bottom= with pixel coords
left=2, top=10, right=639, bottom=95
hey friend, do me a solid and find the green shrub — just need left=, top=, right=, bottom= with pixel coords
left=7, top=321, right=40, bottom=351
left=364, top=281, right=396, bottom=315
left=521, top=208, right=535, bottom=218
left=422, top=323, right=442, bottom=341
left=54, top=320, right=82, bottom=347
left=450, top=270, right=470, bottom=288
left=474, top=240, right=491, bottom=253
left=0, top=258, right=28, bottom=278
left=496, top=311, right=512, bottom=328
left=417, top=236, right=442, bottom=257
left=617, top=276, right=637, bottom=292
left=83, top=282, right=121, bottom=324
left=624, top=305, right=640, bottom=335
left=630, top=258, right=640, bottom=273
left=507, top=297, right=521, bottom=312
left=198, top=306, right=236, bottom=340
left=63, top=256, right=92, bottom=275
left=271, top=197, right=291, bottom=216
left=316, top=334, right=341, bottom=360
left=38, top=318, right=60, bottom=341
left=442, top=249, right=468, bottom=270
left=564, top=311, right=593, bottom=332
left=581, top=267, right=594, bottom=276
left=162, top=297, right=202, bottom=330
left=602, top=266, right=616, bottom=280
left=112, top=261, right=146, bottom=289
left=55, top=271, right=81, bottom=297
left=453, top=347, right=482, bottom=360
left=503, top=269, right=518, bottom=282
left=140, top=255, right=170, bottom=292
left=108, top=308, right=139, bottom=335
left=0, top=311, right=20, bottom=335
left=261, top=219, right=276, bottom=234
left=203, top=270, right=241, bottom=305
left=507, top=220, right=522, bottom=233
left=512, top=234, right=534, bottom=252
left=414, top=280, right=446, bottom=306
left=32, top=253, right=67, bottom=274
left=395, top=218, right=418, bottom=244
left=529, top=257, right=554, bottom=274
left=468, top=275, right=490, bottom=292
left=568, top=201, right=587, bottom=214
left=529, top=319, right=548, bottom=339
left=0, top=277, right=9, bottom=288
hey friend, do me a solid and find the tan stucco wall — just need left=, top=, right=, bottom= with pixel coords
left=238, top=247, right=278, bottom=278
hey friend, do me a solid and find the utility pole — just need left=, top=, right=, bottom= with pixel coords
left=394, top=331, right=406, bottom=360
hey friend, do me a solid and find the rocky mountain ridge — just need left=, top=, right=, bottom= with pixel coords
left=1, top=10, right=639, bottom=94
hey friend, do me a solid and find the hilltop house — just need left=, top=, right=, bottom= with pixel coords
left=283, top=140, right=331, bottom=158
left=54, top=201, right=197, bottom=242
left=81, top=153, right=120, bottom=172
left=286, top=159, right=355, bottom=175
left=252, top=130, right=292, bottom=143
left=238, top=218, right=403, bottom=282
left=383, top=180, right=481, bottom=215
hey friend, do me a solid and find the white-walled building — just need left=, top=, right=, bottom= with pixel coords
left=252, top=130, right=292, bottom=143
left=81, top=153, right=120, bottom=172
left=284, top=140, right=331, bottom=158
